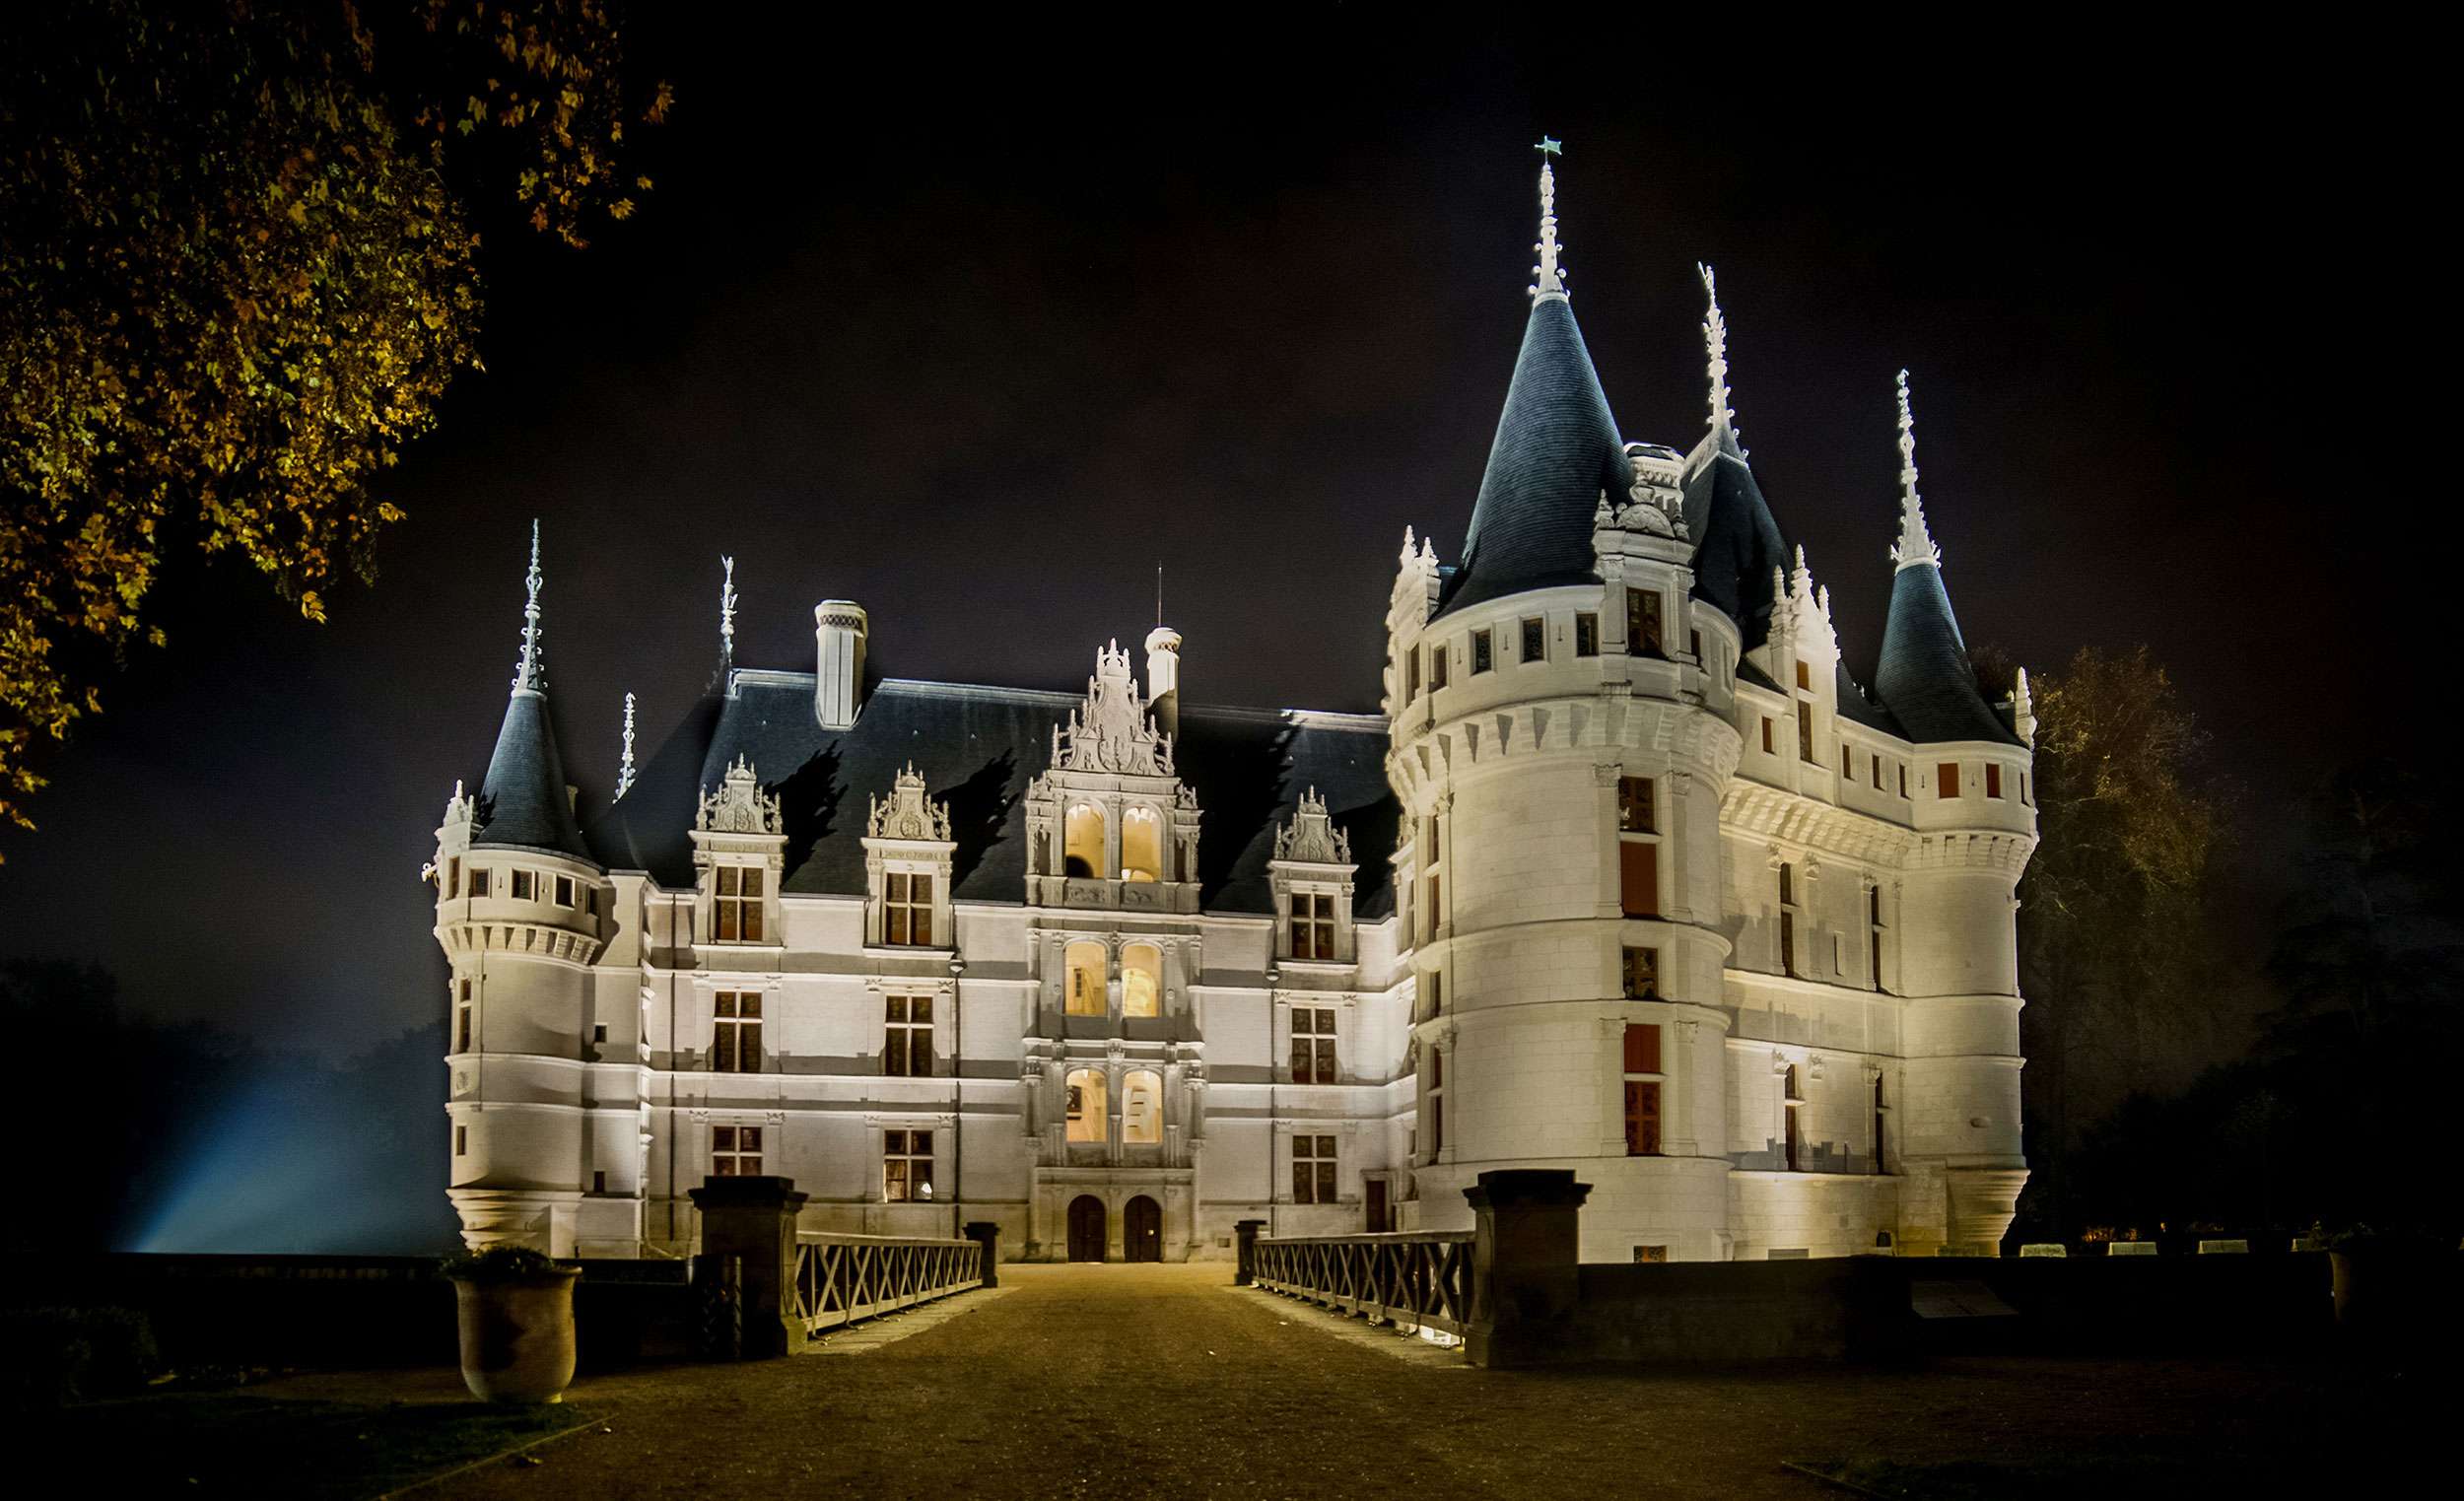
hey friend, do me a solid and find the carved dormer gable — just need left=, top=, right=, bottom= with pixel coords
left=868, top=762, right=953, bottom=843
left=1273, top=786, right=1354, bottom=865
left=1051, top=641, right=1173, bottom=777
left=697, top=754, right=784, bottom=836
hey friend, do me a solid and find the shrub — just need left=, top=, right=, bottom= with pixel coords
left=0, top=1305, right=159, bottom=1407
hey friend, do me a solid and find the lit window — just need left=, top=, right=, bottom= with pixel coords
left=1064, top=803, right=1106, bottom=878
left=885, top=871, right=933, bottom=945
left=1627, top=588, right=1664, bottom=656
left=1123, top=944, right=1162, bottom=1018
left=1123, top=1070, right=1163, bottom=1144
left=1064, top=1068, right=1107, bottom=1143
left=1575, top=613, right=1600, bottom=656
left=712, top=1124, right=762, bottom=1177
left=1621, top=946, right=1659, bottom=1000
left=1291, top=1007, right=1337, bottom=1084
left=712, top=991, right=762, bottom=1073
left=715, top=866, right=764, bottom=942
left=1289, top=892, right=1335, bottom=960
left=1521, top=617, right=1545, bottom=663
left=1293, top=1134, right=1337, bottom=1204
left=1796, top=660, right=1812, bottom=691
left=1623, top=1023, right=1662, bottom=1156
left=884, top=994, right=932, bottom=1077
left=884, top=1128, right=933, bottom=1200
left=1471, top=629, right=1493, bottom=674
left=1122, top=806, right=1163, bottom=882
left=1064, top=942, right=1107, bottom=1016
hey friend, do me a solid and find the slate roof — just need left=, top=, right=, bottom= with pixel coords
left=1435, top=296, right=1632, bottom=619
left=1681, top=430, right=1790, bottom=651
left=582, top=676, right=1401, bottom=918
left=1875, top=563, right=2021, bottom=745
left=473, top=688, right=592, bottom=859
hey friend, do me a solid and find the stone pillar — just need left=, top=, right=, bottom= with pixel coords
left=688, top=1175, right=808, bottom=1359
left=1235, top=1218, right=1266, bottom=1286
left=964, top=1221, right=1001, bottom=1288
left=1463, top=1169, right=1592, bottom=1369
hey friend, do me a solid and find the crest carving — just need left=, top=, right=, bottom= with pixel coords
left=1272, top=786, right=1353, bottom=865
left=697, top=754, right=783, bottom=836
left=1051, top=641, right=1173, bottom=776
left=867, top=762, right=953, bottom=842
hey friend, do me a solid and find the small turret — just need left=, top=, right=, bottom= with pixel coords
left=1144, top=623, right=1182, bottom=741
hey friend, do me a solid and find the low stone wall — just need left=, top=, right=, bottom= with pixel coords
left=3, top=1253, right=697, bottom=1371
left=1570, top=1257, right=1913, bottom=1363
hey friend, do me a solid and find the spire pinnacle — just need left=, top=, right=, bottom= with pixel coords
left=719, top=555, right=738, bottom=670
left=616, top=691, right=637, bottom=799
left=1890, top=369, right=1943, bottom=572
left=1530, top=140, right=1566, bottom=304
left=513, top=519, right=544, bottom=693
left=1699, top=263, right=1742, bottom=453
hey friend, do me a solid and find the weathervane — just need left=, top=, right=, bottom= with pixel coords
left=1530, top=136, right=1566, bottom=303
left=616, top=692, right=637, bottom=799
left=1699, top=264, right=1742, bottom=453
left=1890, top=369, right=1942, bottom=572
left=513, top=519, right=544, bottom=692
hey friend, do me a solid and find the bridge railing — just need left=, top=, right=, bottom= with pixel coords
left=790, top=1232, right=984, bottom=1336
left=1250, top=1230, right=1476, bottom=1338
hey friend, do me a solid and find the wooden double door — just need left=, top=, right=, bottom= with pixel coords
left=1064, top=1194, right=1164, bottom=1262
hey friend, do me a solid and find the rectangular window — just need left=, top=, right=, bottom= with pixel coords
left=1618, top=841, right=1660, bottom=918
left=1798, top=709, right=1815, bottom=764
left=1780, top=912, right=1796, bottom=977
left=1471, top=629, right=1493, bottom=674
left=1795, top=660, right=1811, bottom=691
left=1290, top=1007, right=1337, bottom=1085
left=1621, top=945, right=1659, bottom=1000
left=1617, top=776, right=1656, bottom=834
left=2019, top=772, right=2029, bottom=805
left=1872, top=758, right=1883, bottom=790
left=1689, top=629, right=1702, bottom=662
left=512, top=869, right=535, bottom=901
left=1898, top=764, right=1908, bottom=798
left=712, top=991, right=762, bottom=1073
left=1938, top=763, right=1959, bottom=799
left=1521, top=617, right=1545, bottom=663
left=884, top=1128, right=934, bottom=1201
left=1406, top=644, right=1421, bottom=701
left=1624, top=1021, right=1662, bottom=1074
left=593, top=1024, right=607, bottom=1043
left=1839, top=743, right=1851, bottom=777
left=1423, top=969, right=1442, bottom=1017
left=885, top=871, right=933, bottom=946
left=1626, top=588, right=1664, bottom=656
left=884, top=994, right=933, bottom=1077
left=1634, top=1245, right=1669, bottom=1263
left=593, top=1170, right=607, bottom=1194
left=1575, top=613, right=1600, bottom=656
left=712, top=1124, right=762, bottom=1177
left=1293, top=1134, right=1337, bottom=1205
left=445, top=857, right=460, bottom=900
left=1425, top=815, right=1441, bottom=865
left=456, top=1005, right=473, bottom=1053
left=1431, top=644, right=1449, bottom=690
left=1289, top=892, right=1335, bottom=961
left=1869, top=886, right=1886, bottom=991
left=455, top=1125, right=467, bottom=1157
left=1427, top=1049, right=1446, bottom=1154
left=1986, top=763, right=2004, bottom=799
left=469, top=867, right=491, bottom=898
left=1622, top=1023, right=1662, bottom=1156
left=1873, top=1075, right=1888, bottom=1173
left=1761, top=718, right=1774, bottom=755
left=1424, top=874, right=1441, bottom=935
left=716, top=866, right=765, bottom=942
left=555, top=874, right=575, bottom=908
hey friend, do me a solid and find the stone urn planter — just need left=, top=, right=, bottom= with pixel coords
left=443, top=1247, right=582, bottom=1404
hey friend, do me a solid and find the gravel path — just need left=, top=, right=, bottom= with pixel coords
left=414, top=1262, right=2424, bottom=1500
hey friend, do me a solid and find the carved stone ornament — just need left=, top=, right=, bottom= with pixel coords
left=1272, top=786, right=1354, bottom=865
left=867, top=762, right=953, bottom=842
left=1052, top=641, right=1173, bottom=776
left=442, top=780, right=475, bottom=833
left=697, top=754, right=784, bottom=836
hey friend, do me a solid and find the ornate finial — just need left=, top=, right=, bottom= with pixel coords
left=2014, top=666, right=2036, bottom=747
left=1699, top=263, right=1743, bottom=453
left=1400, top=525, right=1417, bottom=564
left=696, top=753, right=784, bottom=836
left=512, top=519, right=545, bottom=693
left=1530, top=143, right=1567, bottom=304
left=616, top=692, right=638, bottom=799
left=719, top=556, right=738, bottom=669
left=867, top=760, right=954, bottom=842
left=1273, top=785, right=1354, bottom=865
left=1890, top=370, right=1943, bottom=572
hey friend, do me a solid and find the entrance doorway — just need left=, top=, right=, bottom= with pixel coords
left=1124, top=1194, right=1162, bottom=1262
left=1066, top=1194, right=1107, bottom=1262
left=1366, top=1178, right=1391, bottom=1233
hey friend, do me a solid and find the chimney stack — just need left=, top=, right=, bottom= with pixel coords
left=815, top=600, right=868, bottom=730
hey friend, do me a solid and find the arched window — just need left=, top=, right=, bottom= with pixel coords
left=1122, top=944, right=1161, bottom=1018
left=1064, top=1068, right=1107, bottom=1143
left=1122, top=1069, right=1162, bottom=1144
left=1064, top=803, right=1107, bottom=878
left=1121, top=805, right=1162, bottom=882
left=1063, top=941, right=1107, bottom=1016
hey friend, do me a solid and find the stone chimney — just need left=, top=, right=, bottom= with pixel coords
left=814, top=600, right=868, bottom=730
left=1144, top=624, right=1182, bottom=740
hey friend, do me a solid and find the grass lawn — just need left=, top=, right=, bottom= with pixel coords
left=28, top=1392, right=601, bottom=1499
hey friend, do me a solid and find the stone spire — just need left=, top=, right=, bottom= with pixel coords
left=1699, top=263, right=1742, bottom=453
left=1890, top=369, right=1942, bottom=572
left=2013, top=667, right=2036, bottom=746
left=513, top=518, right=544, bottom=693
left=1530, top=138, right=1566, bottom=304
left=719, top=555, right=738, bottom=672
left=615, top=692, right=637, bottom=800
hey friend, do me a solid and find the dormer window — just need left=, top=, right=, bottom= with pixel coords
left=714, top=867, right=765, bottom=942
left=1064, top=803, right=1106, bottom=877
left=1269, top=787, right=1358, bottom=964
left=863, top=764, right=956, bottom=948
left=1122, top=806, right=1164, bottom=882
left=1627, top=588, right=1664, bottom=657
left=693, top=754, right=787, bottom=951
left=1290, top=892, right=1336, bottom=960
left=885, top=873, right=932, bottom=945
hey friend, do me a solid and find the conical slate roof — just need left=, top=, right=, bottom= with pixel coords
left=1876, top=562, right=2019, bottom=745
left=475, top=687, right=594, bottom=858
left=1435, top=295, right=1632, bottom=619
left=1682, top=427, right=1791, bottom=650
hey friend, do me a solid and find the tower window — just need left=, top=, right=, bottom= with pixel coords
left=1289, top=892, right=1335, bottom=961
left=468, top=867, right=490, bottom=898
left=1627, top=588, right=1665, bottom=656
left=455, top=1125, right=467, bottom=1157
left=1472, top=629, right=1493, bottom=674
left=884, top=1128, right=933, bottom=1201
left=1938, top=763, right=1959, bottom=799
left=712, top=1124, right=762, bottom=1177
left=1761, top=718, right=1774, bottom=755
left=712, top=991, right=762, bottom=1072
left=1423, top=873, right=1441, bottom=940
left=1291, top=1007, right=1337, bottom=1085
left=1778, top=863, right=1798, bottom=977
left=1986, top=764, right=2004, bottom=799
left=1430, top=644, right=1449, bottom=690
left=1521, top=617, right=1545, bottom=663
left=1575, top=613, right=1600, bottom=656
left=445, top=858, right=460, bottom=900
left=1873, top=1074, right=1889, bottom=1174
left=1689, top=628, right=1702, bottom=662
left=1781, top=1064, right=1804, bottom=1172
left=884, top=994, right=933, bottom=1077
left=1872, top=757, right=1883, bottom=790
left=1839, top=743, right=1851, bottom=777
left=555, top=875, right=575, bottom=908
left=456, top=1004, right=473, bottom=1053
left=885, top=871, right=933, bottom=945
left=1426, top=1048, right=1446, bottom=1155
left=1898, top=764, right=1908, bottom=798
left=1622, top=1023, right=1662, bottom=1156
left=1621, top=945, right=1659, bottom=999
left=1617, top=776, right=1656, bottom=834
left=512, top=869, right=535, bottom=901
left=1406, top=644, right=1421, bottom=701
left=1293, top=1134, right=1337, bottom=1204
left=715, top=866, right=764, bottom=942
left=1869, top=885, right=1886, bottom=992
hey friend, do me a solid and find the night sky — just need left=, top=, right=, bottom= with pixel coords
left=0, top=21, right=2438, bottom=1064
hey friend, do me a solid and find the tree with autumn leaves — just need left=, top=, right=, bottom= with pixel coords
left=0, top=1, right=666, bottom=853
